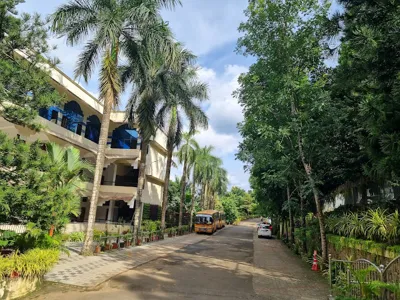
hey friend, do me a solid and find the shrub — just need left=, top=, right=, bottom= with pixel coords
left=0, top=248, right=59, bottom=278
left=68, top=231, right=85, bottom=242
left=0, top=230, right=17, bottom=248
left=325, top=208, right=400, bottom=245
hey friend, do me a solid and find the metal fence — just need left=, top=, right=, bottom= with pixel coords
left=329, top=254, right=400, bottom=299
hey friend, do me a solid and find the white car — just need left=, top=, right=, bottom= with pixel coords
left=257, top=223, right=272, bottom=238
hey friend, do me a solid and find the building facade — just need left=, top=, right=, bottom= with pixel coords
left=0, top=60, right=167, bottom=232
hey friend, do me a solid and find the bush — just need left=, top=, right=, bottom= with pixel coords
left=141, top=220, right=160, bottom=232
left=325, top=208, right=400, bottom=245
left=0, top=248, right=59, bottom=278
left=68, top=231, right=85, bottom=242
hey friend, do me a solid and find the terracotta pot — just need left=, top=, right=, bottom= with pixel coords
left=126, top=241, right=131, bottom=247
left=10, top=271, right=19, bottom=278
left=168, top=234, right=173, bottom=237
left=112, top=243, right=118, bottom=249
left=105, top=244, right=111, bottom=251
left=136, top=239, right=142, bottom=246
left=94, top=245, right=101, bottom=254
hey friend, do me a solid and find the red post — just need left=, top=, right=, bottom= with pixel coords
left=312, top=250, right=319, bottom=271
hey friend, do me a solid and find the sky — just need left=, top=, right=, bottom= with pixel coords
left=17, top=0, right=254, bottom=191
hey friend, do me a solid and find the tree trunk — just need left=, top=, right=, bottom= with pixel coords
left=204, top=183, right=208, bottom=210
left=297, top=181, right=307, bottom=254
left=189, top=167, right=196, bottom=232
left=287, top=185, right=294, bottom=244
left=161, top=148, right=173, bottom=230
left=132, top=140, right=149, bottom=239
left=297, top=131, right=327, bottom=263
left=81, top=95, right=112, bottom=255
left=200, top=183, right=205, bottom=209
left=178, top=157, right=188, bottom=229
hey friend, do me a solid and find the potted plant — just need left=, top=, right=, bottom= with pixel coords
left=94, top=244, right=101, bottom=254
left=168, top=228, right=173, bottom=238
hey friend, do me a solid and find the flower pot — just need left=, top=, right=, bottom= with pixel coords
left=112, top=243, right=118, bottom=249
left=168, top=233, right=173, bottom=237
left=104, top=244, right=111, bottom=251
left=94, top=245, right=101, bottom=254
left=119, top=242, right=125, bottom=248
left=136, top=239, right=142, bottom=246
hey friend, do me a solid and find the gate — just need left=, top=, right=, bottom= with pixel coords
left=329, top=254, right=400, bottom=299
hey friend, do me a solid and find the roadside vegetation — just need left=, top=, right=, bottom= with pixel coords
left=236, top=0, right=400, bottom=267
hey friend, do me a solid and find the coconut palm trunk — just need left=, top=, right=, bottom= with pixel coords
left=161, top=148, right=173, bottom=230
left=178, top=157, right=188, bottom=229
left=189, top=167, right=196, bottom=232
left=81, top=64, right=115, bottom=255
left=133, top=140, right=149, bottom=238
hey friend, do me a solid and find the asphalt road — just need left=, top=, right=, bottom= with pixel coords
left=26, top=221, right=328, bottom=300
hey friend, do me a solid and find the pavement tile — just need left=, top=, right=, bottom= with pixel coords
left=44, top=233, right=208, bottom=287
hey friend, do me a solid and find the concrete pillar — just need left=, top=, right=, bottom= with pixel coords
left=56, top=111, right=63, bottom=125
left=103, top=164, right=117, bottom=185
left=107, top=200, right=115, bottom=222
left=107, top=131, right=113, bottom=148
left=81, top=116, right=87, bottom=137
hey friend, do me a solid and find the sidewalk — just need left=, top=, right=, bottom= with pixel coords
left=45, top=233, right=209, bottom=287
left=251, top=224, right=329, bottom=300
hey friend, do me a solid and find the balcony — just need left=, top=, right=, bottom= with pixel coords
left=105, top=148, right=140, bottom=160
left=81, top=182, right=137, bottom=202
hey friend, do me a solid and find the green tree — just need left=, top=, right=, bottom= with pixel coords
left=0, top=0, right=63, bottom=130
left=0, top=133, right=92, bottom=233
left=175, top=132, right=200, bottom=230
left=157, top=50, right=208, bottom=230
left=51, top=0, right=180, bottom=254
left=236, top=0, right=348, bottom=262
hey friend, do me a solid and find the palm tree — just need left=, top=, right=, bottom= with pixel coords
left=51, top=0, right=180, bottom=255
left=123, top=39, right=183, bottom=237
left=46, top=143, right=94, bottom=236
left=175, top=132, right=199, bottom=230
left=194, top=146, right=216, bottom=209
left=209, top=165, right=228, bottom=210
left=157, top=51, right=208, bottom=231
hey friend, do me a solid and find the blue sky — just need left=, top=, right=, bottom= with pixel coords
left=17, top=0, right=254, bottom=190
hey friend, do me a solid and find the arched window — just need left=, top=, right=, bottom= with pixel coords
left=85, top=115, right=101, bottom=143
left=62, top=101, right=84, bottom=133
left=111, top=124, right=138, bottom=149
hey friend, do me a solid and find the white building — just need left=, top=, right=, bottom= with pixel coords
left=0, top=59, right=167, bottom=232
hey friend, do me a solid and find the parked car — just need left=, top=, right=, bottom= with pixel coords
left=257, top=223, right=272, bottom=238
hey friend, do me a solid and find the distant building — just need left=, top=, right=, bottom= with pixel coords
left=0, top=54, right=167, bottom=232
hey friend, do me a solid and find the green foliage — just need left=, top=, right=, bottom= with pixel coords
left=0, top=1, right=64, bottom=130
left=0, top=248, right=59, bottom=278
left=0, top=133, right=93, bottom=232
left=219, top=187, right=256, bottom=224
left=68, top=232, right=85, bottom=242
left=141, top=220, right=161, bottom=233
left=326, top=208, right=400, bottom=245
left=0, top=230, right=17, bottom=248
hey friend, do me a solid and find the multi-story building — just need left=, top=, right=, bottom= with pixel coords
left=0, top=60, right=167, bottom=232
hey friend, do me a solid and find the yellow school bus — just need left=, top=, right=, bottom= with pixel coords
left=194, top=210, right=220, bottom=234
left=218, top=212, right=226, bottom=229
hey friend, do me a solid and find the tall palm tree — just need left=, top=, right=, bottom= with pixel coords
left=157, top=52, right=208, bottom=230
left=123, top=39, right=183, bottom=237
left=51, top=0, right=180, bottom=255
left=209, top=165, right=228, bottom=210
left=174, top=132, right=199, bottom=229
left=195, top=146, right=216, bottom=209
left=46, top=143, right=94, bottom=236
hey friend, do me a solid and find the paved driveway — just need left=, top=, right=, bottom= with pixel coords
left=25, top=221, right=329, bottom=300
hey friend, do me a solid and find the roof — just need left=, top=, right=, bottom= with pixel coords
left=196, top=210, right=220, bottom=215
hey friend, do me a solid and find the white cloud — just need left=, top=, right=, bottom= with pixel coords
left=195, top=125, right=240, bottom=156
left=161, top=0, right=248, bottom=56
left=197, top=64, right=247, bottom=135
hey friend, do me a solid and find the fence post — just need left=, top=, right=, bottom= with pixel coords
left=346, top=265, right=351, bottom=298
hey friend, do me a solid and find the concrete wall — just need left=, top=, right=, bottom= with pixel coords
left=64, top=222, right=131, bottom=234
left=142, top=181, right=163, bottom=206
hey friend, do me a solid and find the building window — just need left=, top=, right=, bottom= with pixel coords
left=61, top=116, right=68, bottom=128
left=51, top=110, right=58, bottom=123
left=76, top=123, right=83, bottom=135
